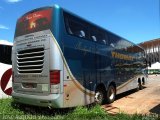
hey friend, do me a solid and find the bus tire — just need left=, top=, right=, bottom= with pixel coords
left=138, top=79, right=143, bottom=90
left=95, top=88, right=106, bottom=105
left=106, top=85, right=116, bottom=104
left=139, top=83, right=143, bottom=90
left=142, top=77, right=145, bottom=85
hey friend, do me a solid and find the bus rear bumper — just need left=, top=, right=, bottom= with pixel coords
left=12, top=91, right=63, bottom=108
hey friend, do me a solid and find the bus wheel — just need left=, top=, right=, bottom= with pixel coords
left=138, top=81, right=143, bottom=90
left=106, top=85, right=116, bottom=104
left=95, top=89, right=105, bottom=105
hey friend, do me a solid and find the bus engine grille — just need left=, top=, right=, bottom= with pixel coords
left=17, top=48, right=44, bottom=74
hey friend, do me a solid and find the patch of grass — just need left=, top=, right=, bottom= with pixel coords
left=65, top=105, right=107, bottom=120
left=0, top=98, right=159, bottom=120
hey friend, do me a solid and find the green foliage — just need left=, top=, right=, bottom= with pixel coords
left=64, top=105, right=107, bottom=120
left=0, top=98, right=159, bottom=120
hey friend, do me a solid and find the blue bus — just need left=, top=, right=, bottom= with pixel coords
left=12, top=5, right=147, bottom=108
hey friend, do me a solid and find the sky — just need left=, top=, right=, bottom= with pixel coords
left=0, top=0, right=159, bottom=44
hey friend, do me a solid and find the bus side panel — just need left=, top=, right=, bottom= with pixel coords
left=62, top=37, right=96, bottom=107
left=96, top=44, right=114, bottom=88
left=111, top=41, right=147, bottom=94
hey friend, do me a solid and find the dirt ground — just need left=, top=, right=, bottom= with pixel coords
left=102, top=75, right=160, bottom=115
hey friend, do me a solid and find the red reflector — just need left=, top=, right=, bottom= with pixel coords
left=50, top=70, right=60, bottom=84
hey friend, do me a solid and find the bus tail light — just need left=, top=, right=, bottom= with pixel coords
left=50, top=70, right=60, bottom=84
left=50, top=70, right=60, bottom=94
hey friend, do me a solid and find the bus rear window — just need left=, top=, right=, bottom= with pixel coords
left=15, top=8, right=52, bottom=37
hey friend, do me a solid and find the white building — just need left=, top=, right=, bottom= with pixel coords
left=148, top=62, right=160, bottom=74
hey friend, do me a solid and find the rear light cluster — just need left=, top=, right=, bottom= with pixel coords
left=50, top=70, right=60, bottom=94
left=50, top=70, right=60, bottom=84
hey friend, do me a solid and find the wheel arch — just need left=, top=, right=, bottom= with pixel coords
left=109, top=82, right=116, bottom=92
left=94, top=81, right=116, bottom=93
left=95, top=83, right=106, bottom=92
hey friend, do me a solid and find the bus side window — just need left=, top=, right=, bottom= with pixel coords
left=91, top=36, right=97, bottom=42
left=68, top=27, right=73, bottom=34
left=90, top=28, right=107, bottom=45
left=76, top=30, right=85, bottom=38
left=70, top=22, right=87, bottom=38
left=109, top=33, right=120, bottom=49
left=64, top=12, right=88, bottom=39
left=102, top=39, right=107, bottom=45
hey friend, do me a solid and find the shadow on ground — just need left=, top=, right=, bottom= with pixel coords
left=150, top=104, right=160, bottom=114
left=11, top=100, right=96, bottom=116
left=115, top=87, right=146, bottom=101
left=102, top=87, right=147, bottom=114
left=11, top=101, right=75, bottom=116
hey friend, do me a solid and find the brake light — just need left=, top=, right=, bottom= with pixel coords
left=50, top=70, right=60, bottom=84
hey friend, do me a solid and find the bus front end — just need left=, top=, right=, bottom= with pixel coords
left=12, top=7, right=64, bottom=108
